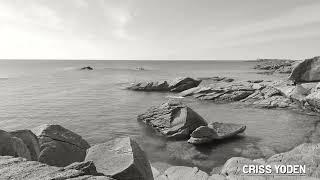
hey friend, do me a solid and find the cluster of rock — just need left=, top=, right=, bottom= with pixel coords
left=254, top=59, right=296, bottom=74
left=138, top=100, right=246, bottom=144
left=0, top=125, right=154, bottom=180
left=127, top=77, right=201, bottom=92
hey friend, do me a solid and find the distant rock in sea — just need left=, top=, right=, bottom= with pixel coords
left=254, top=58, right=296, bottom=74
left=80, top=66, right=93, bottom=70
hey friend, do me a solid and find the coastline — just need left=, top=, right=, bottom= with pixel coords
left=1, top=57, right=320, bottom=179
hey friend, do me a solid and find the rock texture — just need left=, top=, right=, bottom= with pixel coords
left=188, top=122, right=246, bottom=144
left=254, top=59, right=295, bottom=74
left=85, top=137, right=154, bottom=180
left=128, top=77, right=201, bottom=92
left=137, top=100, right=207, bottom=138
left=0, top=156, right=114, bottom=180
left=32, top=124, right=90, bottom=167
left=10, top=130, right=40, bottom=161
left=0, top=130, right=31, bottom=160
left=289, top=56, right=320, bottom=83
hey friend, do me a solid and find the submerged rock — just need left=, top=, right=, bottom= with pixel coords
left=188, top=122, right=246, bottom=144
left=85, top=137, right=153, bottom=180
left=289, top=56, right=320, bottom=83
left=10, top=130, right=40, bottom=161
left=128, top=77, right=201, bottom=92
left=32, top=124, right=90, bottom=167
left=137, top=100, right=207, bottom=139
left=0, top=130, right=31, bottom=160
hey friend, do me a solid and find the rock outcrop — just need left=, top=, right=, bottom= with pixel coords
left=137, top=100, right=207, bottom=139
left=10, top=130, right=40, bottom=161
left=306, top=91, right=320, bottom=111
left=0, top=156, right=114, bottom=180
left=188, top=122, right=246, bottom=144
left=32, top=124, right=90, bottom=167
left=0, top=130, right=31, bottom=160
left=128, top=77, right=201, bottom=92
left=289, top=56, right=320, bottom=83
left=254, top=59, right=295, bottom=74
left=85, top=137, right=154, bottom=180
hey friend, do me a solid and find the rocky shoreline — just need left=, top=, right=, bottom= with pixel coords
left=2, top=56, right=320, bottom=179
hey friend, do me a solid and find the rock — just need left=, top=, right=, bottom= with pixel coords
left=32, top=124, right=90, bottom=167
left=254, top=59, right=295, bottom=74
left=80, top=66, right=93, bottom=70
left=158, top=166, right=209, bottom=180
left=188, top=122, right=246, bottom=144
left=276, top=84, right=310, bottom=103
left=216, top=91, right=254, bottom=102
left=0, top=156, right=111, bottom=180
left=10, top=130, right=40, bottom=161
left=137, top=100, right=207, bottom=138
left=85, top=137, right=153, bottom=180
left=64, top=161, right=99, bottom=176
left=128, top=77, right=201, bottom=92
left=306, top=91, right=320, bottom=110
left=179, top=86, right=202, bottom=97
left=0, top=130, right=31, bottom=160
left=221, top=157, right=265, bottom=176
left=289, top=56, right=320, bottom=83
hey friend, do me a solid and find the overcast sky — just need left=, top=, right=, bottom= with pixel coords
left=0, top=0, right=319, bottom=60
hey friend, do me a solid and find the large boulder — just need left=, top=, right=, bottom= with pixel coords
left=85, top=137, right=153, bottom=180
left=137, top=101, right=208, bottom=139
left=10, top=130, right=40, bottom=161
left=289, top=56, right=320, bottom=83
left=128, top=77, right=201, bottom=92
left=276, top=84, right=310, bottom=103
left=0, top=130, right=31, bottom=160
left=32, top=124, right=90, bottom=167
left=188, top=122, right=246, bottom=144
left=0, top=156, right=114, bottom=180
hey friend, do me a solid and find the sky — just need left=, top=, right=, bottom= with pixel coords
left=0, top=0, right=319, bottom=60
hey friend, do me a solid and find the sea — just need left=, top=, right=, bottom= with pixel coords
left=0, top=60, right=319, bottom=173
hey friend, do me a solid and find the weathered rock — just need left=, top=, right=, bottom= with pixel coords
left=276, top=84, right=310, bottom=103
left=0, top=130, right=31, bottom=160
left=220, top=143, right=320, bottom=178
left=188, top=122, right=246, bottom=144
left=128, top=77, right=201, bottom=92
left=32, top=124, right=90, bottom=167
left=85, top=137, right=154, bottom=180
left=306, top=91, right=320, bottom=110
left=289, top=56, right=320, bottom=83
left=157, top=166, right=209, bottom=180
left=137, top=101, right=207, bottom=138
left=254, top=59, right=295, bottom=74
left=179, top=86, right=202, bottom=97
left=216, top=91, right=254, bottom=102
left=10, top=129, right=40, bottom=161
left=64, top=161, right=99, bottom=176
left=0, top=156, right=111, bottom=180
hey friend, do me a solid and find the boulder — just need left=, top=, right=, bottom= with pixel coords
left=64, top=161, right=99, bottom=176
left=276, top=84, right=310, bottom=102
left=179, top=86, right=202, bottom=97
left=289, top=56, right=320, bottom=83
left=137, top=101, right=207, bottom=138
left=32, top=124, right=90, bottom=167
left=0, top=156, right=113, bottom=180
left=0, top=130, right=31, bottom=160
left=128, top=77, right=201, bottom=92
left=188, top=122, right=246, bottom=144
left=85, top=137, right=153, bottom=180
left=10, top=130, right=40, bottom=161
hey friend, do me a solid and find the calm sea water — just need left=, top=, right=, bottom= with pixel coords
left=0, top=60, right=319, bottom=173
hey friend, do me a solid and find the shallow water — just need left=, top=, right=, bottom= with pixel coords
left=0, top=60, right=319, bottom=173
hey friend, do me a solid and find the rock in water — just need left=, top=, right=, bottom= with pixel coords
left=0, top=130, right=31, bottom=160
left=32, top=124, right=90, bottom=167
left=10, top=130, right=40, bottom=161
left=85, top=137, right=154, bottom=180
left=137, top=101, right=208, bottom=139
left=289, top=56, right=320, bottom=83
left=80, top=66, right=93, bottom=70
left=128, top=77, right=201, bottom=92
left=188, top=122, right=246, bottom=144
